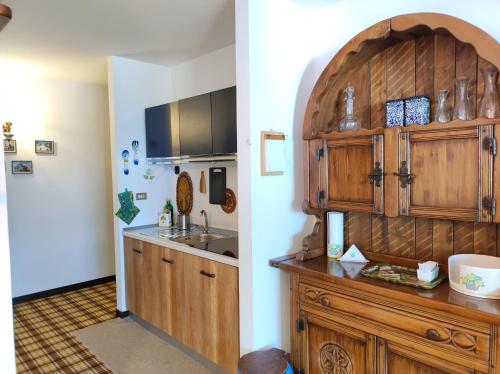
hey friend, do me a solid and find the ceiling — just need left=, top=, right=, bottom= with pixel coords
left=0, top=0, right=235, bottom=83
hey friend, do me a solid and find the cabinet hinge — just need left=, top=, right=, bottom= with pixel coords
left=316, top=147, right=324, bottom=161
left=296, top=319, right=305, bottom=333
left=483, top=196, right=496, bottom=216
left=483, top=137, right=497, bottom=156
left=317, top=190, right=325, bottom=206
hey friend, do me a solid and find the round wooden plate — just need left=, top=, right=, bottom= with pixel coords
left=176, top=171, right=193, bottom=214
left=221, top=188, right=237, bottom=214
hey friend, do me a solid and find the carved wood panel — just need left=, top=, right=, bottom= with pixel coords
left=303, top=313, right=372, bottom=374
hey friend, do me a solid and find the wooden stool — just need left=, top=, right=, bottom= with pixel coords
left=238, top=348, right=293, bottom=374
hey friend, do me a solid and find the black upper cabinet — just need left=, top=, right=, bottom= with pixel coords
left=211, top=87, right=237, bottom=155
left=179, top=93, right=212, bottom=156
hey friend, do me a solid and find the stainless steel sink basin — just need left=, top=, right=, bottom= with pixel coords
left=173, top=233, right=225, bottom=245
left=199, top=233, right=224, bottom=242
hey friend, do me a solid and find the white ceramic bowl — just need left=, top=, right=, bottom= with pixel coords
left=448, top=254, right=500, bottom=299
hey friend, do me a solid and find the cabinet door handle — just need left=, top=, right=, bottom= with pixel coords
left=393, top=160, right=414, bottom=188
left=162, top=257, right=174, bottom=264
left=132, top=248, right=142, bottom=254
left=368, top=161, right=386, bottom=187
left=200, top=270, right=216, bottom=278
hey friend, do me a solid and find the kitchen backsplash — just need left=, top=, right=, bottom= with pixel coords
left=167, top=162, right=238, bottom=231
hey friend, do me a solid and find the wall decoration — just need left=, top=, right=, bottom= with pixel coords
left=176, top=171, right=193, bottom=214
left=131, top=140, right=139, bottom=165
left=221, top=188, right=237, bottom=214
left=143, top=167, right=155, bottom=181
left=199, top=171, right=207, bottom=194
left=35, top=140, right=55, bottom=154
left=121, top=149, right=130, bottom=175
left=12, top=160, right=33, bottom=174
left=3, top=122, right=13, bottom=139
left=115, top=188, right=140, bottom=225
left=260, top=131, right=286, bottom=176
left=4, top=139, right=16, bottom=153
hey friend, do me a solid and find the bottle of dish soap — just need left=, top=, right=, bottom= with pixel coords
left=165, top=200, right=174, bottom=226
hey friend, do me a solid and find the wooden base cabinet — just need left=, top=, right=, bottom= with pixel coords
left=123, top=237, right=239, bottom=374
left=276, top=256, right=500, bottom=374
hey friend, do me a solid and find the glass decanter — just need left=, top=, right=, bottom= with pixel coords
left=435, top=89, right=451, bottom=123
left=453, top=78, right=474, bottom=120
left=339, top=84, right=361, bottom=131
left=479, top=66, right=500, bottom=118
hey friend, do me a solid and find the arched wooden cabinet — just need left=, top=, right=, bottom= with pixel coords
left=273, top=13, right=500, bottom=374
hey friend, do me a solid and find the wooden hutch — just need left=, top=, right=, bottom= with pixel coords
left=272, top=13, right=500, bottom=374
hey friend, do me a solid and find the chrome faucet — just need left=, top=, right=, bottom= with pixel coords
left=200, top=210, right=209, bottom=234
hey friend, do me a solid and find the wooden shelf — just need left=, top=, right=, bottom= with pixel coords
left=317, top=117, right=499, bottom=139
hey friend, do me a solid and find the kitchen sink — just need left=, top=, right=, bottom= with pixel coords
left=173, top=233, right=225, bottom=245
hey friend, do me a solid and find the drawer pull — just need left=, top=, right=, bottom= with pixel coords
left=426, top=328, right=441, bottom=341
left=132, top=248, right=142, bottom=254
left=200, top=270, right=216, bottom=278
left=162, top=258, right=174, bottom=264
left=319, top=296, right=330, bottom=307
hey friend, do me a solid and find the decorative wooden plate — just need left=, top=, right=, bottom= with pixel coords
left=221, top=188, right=236, bottom=214
left=176, top=171, right=193, bottom=214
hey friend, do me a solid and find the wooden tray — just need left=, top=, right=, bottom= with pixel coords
left=361, top=263, right=447, bottom=290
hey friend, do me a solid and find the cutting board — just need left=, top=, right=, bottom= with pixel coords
left=209, top=167, right=226, bottom=204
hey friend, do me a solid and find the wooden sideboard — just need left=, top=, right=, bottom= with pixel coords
left=275, top=12, right=500, bottom=374
left=272, top=255, right=500, bottom=374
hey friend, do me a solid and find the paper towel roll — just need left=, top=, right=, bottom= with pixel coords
left=327, top=211, right=344, bottom=259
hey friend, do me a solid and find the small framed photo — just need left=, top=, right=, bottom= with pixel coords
left=3, top=139, right=16, bottom=153
left=35, top=140, right=54, bottom=154
left=12, top=161, right=33, bottom=174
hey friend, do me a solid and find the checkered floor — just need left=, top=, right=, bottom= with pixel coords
left=13, top=281, right=116, bottom=373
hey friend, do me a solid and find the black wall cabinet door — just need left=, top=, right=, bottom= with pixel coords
left=179, top=93, right=212, bottom=156
left=211, top=87, right=237, bottom=155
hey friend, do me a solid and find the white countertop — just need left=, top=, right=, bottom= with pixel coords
left=123, top=225, right=239, bottom=267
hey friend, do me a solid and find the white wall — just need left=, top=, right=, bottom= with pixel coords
left=236, top=0, right=500, bottom=353
left=108, top=46, right=236, bottom=311
left=0, top=127, right=15, bottom=373
left=1, top=67, right=115, bottom=297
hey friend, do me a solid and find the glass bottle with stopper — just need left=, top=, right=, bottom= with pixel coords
left=339, top=84, right=361, bottom=131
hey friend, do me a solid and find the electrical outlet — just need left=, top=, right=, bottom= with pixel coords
left=136, top=192, right=147, bottom=200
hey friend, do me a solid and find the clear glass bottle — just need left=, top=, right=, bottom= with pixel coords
left=453, top=78, right=474, bottom=121
left=339, top=84, right=361, bottom=131
left=435, top=90, right=451, bottom=123
left=478, top=66, right=500, bottom=119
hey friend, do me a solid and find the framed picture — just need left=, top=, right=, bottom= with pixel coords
left=3, top=139, right=16, bottom=153
left=35, top=140, right=54, bottom=154
left=12, top=161, right=33, bottom=174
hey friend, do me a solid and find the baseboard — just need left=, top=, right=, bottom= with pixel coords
left=12, top=275, right=116, bottom=304
left=116, top=309, right=130, bottom=318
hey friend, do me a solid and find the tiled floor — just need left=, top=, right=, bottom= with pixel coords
left=13, top=282, right=116, bottom=374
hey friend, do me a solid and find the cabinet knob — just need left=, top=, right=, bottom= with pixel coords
left=162, top=257, right=174, bottom=264
left=319, top=296, right=330, bottom=307
left=426, top=328, right=441, bottom=341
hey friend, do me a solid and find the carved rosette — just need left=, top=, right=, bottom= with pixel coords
left=320, top=343, right=353, bottom=374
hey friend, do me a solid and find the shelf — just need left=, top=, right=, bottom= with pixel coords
left=316, top=117, right=499, bottom=139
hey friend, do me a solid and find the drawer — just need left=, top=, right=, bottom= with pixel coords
left=299, top=282, right=491, bottom=365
